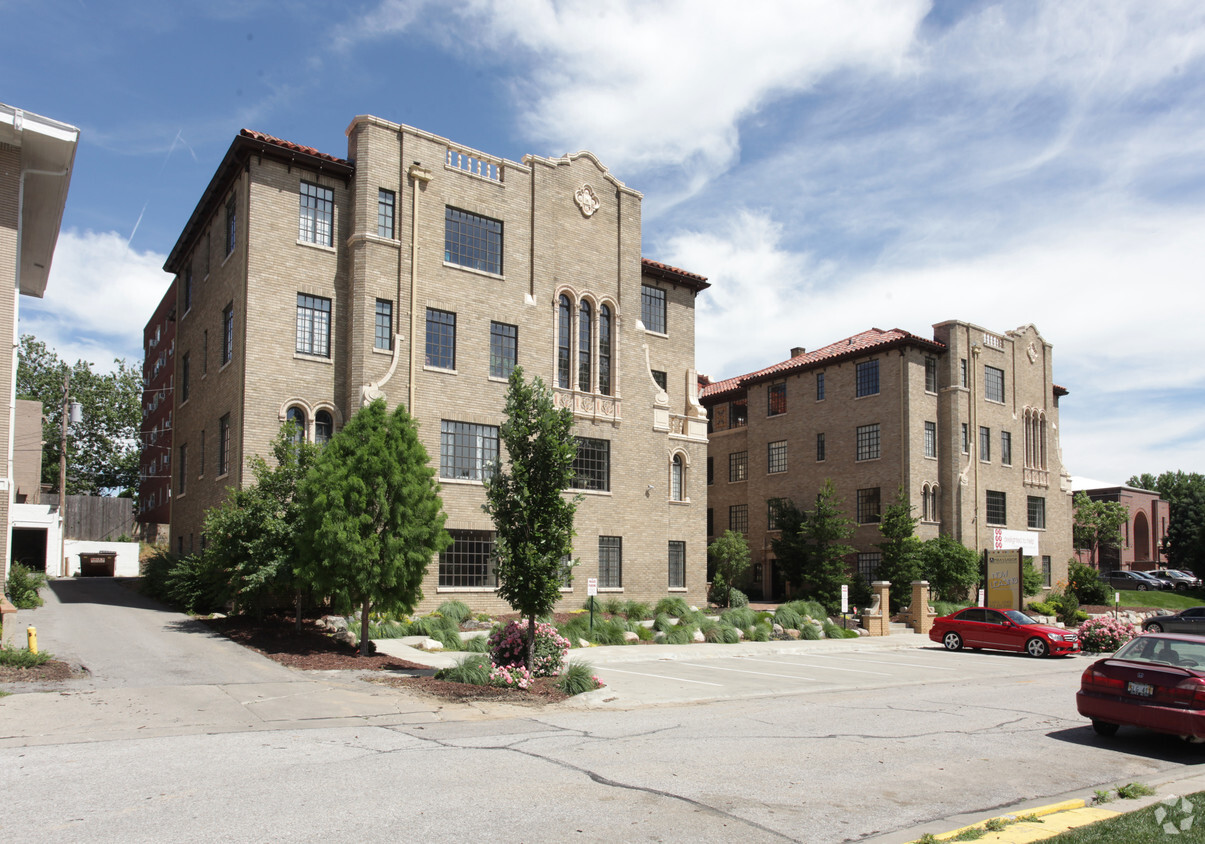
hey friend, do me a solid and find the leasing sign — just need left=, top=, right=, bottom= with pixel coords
left=986, top=548, right=1023, bottom=610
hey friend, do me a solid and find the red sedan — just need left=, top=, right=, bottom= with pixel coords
left=1077, top=633, right=1205, bottom=740
left=929, top=607, right=1081, bottom=657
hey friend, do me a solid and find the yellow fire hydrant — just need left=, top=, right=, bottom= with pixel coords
left=27, top=626, right=37, bottom=654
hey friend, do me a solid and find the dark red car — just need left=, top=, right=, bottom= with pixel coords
left=928, top=607, right=1081, bottom=657
left=1077, top=633, right=1205, bottom=740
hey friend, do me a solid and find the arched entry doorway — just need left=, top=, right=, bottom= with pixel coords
left=1133, top=511, right=1150, bottom=562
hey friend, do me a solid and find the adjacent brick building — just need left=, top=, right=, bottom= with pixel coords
left=137, top=280, right=176, bottom=540
left=700, top=321, right=1075, bottom=600
left=161, top=117, right=710, bottom=612
left=1071, top=478, right=1170, bottom=571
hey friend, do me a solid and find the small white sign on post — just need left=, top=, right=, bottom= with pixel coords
left=587, top=577, right=598, bottom=597
left=840, top=584, right=849, bottom=614
left=978, top=588, right=986, bottom=606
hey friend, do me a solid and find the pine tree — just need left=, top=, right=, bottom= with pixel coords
left=295, top=400, right=451, bottom=654
left=485, top=368, right=579, bottom=671
left=876, top=488, right=922, bottom=611
left=771, top=480, right=856, bottom=612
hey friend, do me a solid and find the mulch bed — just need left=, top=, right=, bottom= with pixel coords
left=202, top=614, right=428, bottom=672
left=369, top=675, right=570, bottom=704
left=0, top=660, right=77, bottom=685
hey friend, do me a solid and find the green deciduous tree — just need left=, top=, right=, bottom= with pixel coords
left=876, top=488, right=923, bottom=611
left=201, top=424, right=318, bottom=621
left=919, top=534, right=980, bottom=602
left=771, top=480, right=856, bottom=613
left=1072, top=491, right=1128, bottom=568
left=16, top=335, right=141, bottom=495
left=1128, top=471, right=1205, bottom=575
left=295, top=400, right=451, bottom=655
left=484, top=367, right=580, bottom=671
left=707, top=529, right=751, bottom=608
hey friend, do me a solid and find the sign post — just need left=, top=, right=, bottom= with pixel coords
left=587, top=577, right=598, bottom=631
left=841, top=584, right=849, bottom=629
left=985, top=548, right=1024, bottom=610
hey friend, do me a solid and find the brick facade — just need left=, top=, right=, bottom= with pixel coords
left=162, top=118, right=710, bottom=613
left=701, top=322, right=1074, bottom=600
left=137, top=280, right=176, bottom=536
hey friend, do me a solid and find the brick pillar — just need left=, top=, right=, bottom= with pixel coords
left=910, top=581, right=936, bottom=635
left=860, top=580, right=892, bottom=636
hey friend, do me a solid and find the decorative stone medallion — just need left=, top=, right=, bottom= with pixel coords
left=1027, top=341, right=1037, bottom=363
left=574, top=184, right=600, bottom=217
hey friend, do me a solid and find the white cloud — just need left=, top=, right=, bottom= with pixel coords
left=19, top=230, right=171, bottom=371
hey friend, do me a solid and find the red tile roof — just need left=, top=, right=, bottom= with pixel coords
left=700, top=327, right=946, bottom=401
left=239, top=129, right=350, bottom=166
left=641, top=258, right=710, bottom=292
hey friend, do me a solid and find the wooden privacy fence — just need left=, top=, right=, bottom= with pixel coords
left=42, top=494, right=136, bottom=541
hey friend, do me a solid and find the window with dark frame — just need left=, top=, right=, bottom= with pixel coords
left=377, top=189, right=395, bottom=239
left=598, top=536, right=623, bottom=588
left=444, top=207, right=502, bottom=274
left=961, top=422, right=969, bottom=454
left=816, top=432, right=826, bottom=461
left=856, top=423, right=880, bottom=461
left=218, top=414, right=231, bottom=476
left=857, top=552, right=881, bottom=584
left=729, top=450, right=748, bottom=482
left=578, top=300, right=592, bottom=391
left=855, top=360, right=879, bottom=397
left=181, top=353, right=190, bottom=403
left=557, top=294, right=572, bottom=388
left=768, top=440, right=787, bottom=474
left=985, top=365, right=1005, bottom=403
left=375, top=300, right=393, bottom=351
left=1042, top=555, right=1052, bottom=587
left=296, top=294, right=332, bottom=357
left=767, top=498, right=786, bottom=531
left=816, top=371, right=825, bottom=400
left=184, top=267, right=193, bottom=313
left=286, top=406, right=306, bottom=443
left=729, top=504, right=749, bottom=534
left=177, top=444, right=187, bottom=496
left=707, top=507, right=714, bottom=537
left=707, top=456, right=714, bottom=485
left=298, top=181, right=334, bottom=246
left=315, top=410, right=332, bottom=445
left=221, top=303, right=233, bottom=366
left=598, top=304, right=612, bottom=395
left=652, top=370, right=668, bottom=391
left=668, top=541, right=685, bottom=589
left=1001, top=431, right=1012, bottom=465
left=925, top=356, right=938, bottom=393
left=490, top=321, right=517, bottom=379
left=425, top=308, right=456, bottom=369
left=960, top=358, right=967, bottom=388
left=729, top=398, right=747, bottom=427
left=438, top=529, right=496, bottom=587
left=641, top=284, right=666, bottom=334
left=225, top=195, right=237, bottom=256
left=670, top=454, right=684, bottom=501
left=440, top=420, right=499, bottom=481
left=979, top=426, right=991, bottom=462
left=986, top=490, right=1007, bottom=525
left=924, top=421, right=937, bottom=458
left=1028, top=496, right=1046, bottom=529
left=857, top=487, right=882, bottom=523
left=571, top=437, right=610, bottom=491
left=767, top=382, right=786, bottom=416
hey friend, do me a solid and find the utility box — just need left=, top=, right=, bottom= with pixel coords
left=79, top=552, right=117, bottom=577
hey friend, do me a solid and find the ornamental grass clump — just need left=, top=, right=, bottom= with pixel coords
left=556, top=660, right=603, bottom=695
left=1077, top=616, right=1138, bottom=653
left=488, top=620, right=569, bottom=677
left=653, top=597, right=692, bottom=618
left=0, top=645, right=53, bottom=668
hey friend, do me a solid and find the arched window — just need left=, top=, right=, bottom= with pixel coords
left=598, top=304, right=612, bottom=396
left=557, top=294, right=572, bottom=389
left=286, top=406, right=306, bottom=442
left=315, top=410, right=333, bottom=445
left=921, top=484, right=931, bottom=521
left=671, top=454, right=684, bottom=501
left=578, top=300, right=592, bottom=392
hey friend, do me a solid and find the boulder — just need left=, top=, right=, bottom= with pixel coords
left=772, top=623, right=784, bottom=635
left=578, top=638, right=592, bottom=649
left=333, top=630, right=356, bottom=647
left=622, top=631, right=640, bottom=643
left=786, top=628, right=801, bottom=639
left=692, top=629, right=705, bottom=643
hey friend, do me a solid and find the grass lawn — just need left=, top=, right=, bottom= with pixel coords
left=1113, top=589, right=1205, bottom=612
left=1036, top=791, right=1204, bottom=843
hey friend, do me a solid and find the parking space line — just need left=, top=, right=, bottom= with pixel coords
left=802, top=653, right=958, bottom=670
left=740, top=657, right=890, bottom=676
left=597, top=667, right=723, bottom=686
left=677, top=662, right=818, bottom=682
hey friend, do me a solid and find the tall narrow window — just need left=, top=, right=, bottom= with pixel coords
left=767, top=382, right=786, bottom=416
left=960, top=358, right=968, bottom=388
left=181, top=353, right=190, bottom=403
left=598, top=536, right=623, bottom=588
left=578, top=300, right=592, bottom=392
left=768, top=440, right=787, bottom=474
left=218, top=414, right=231, bottom=476
left=202, top=330, right=208, bottom=374
left=444, top=207, right=502, bottom=274
left=641, top=284, right=666, bottom=334
left=286, top=406, right=306, bottom=442
left=1001, top=431, right=1012, bottom=465
left=816, top=433, right=826, bottom=462
left=729, top=504, right=749, bottom=534
left=225, top=195, right=237, bottom=256
left=375, top=300, right=393, bottom=351
left=1028, top=496, right=1046, bottom=529
left=177, top=444, right=187, bottom=496
left=299, top=181, right=334, bottom=246
left=925, top=356, right=938, bottom=392
left=979, top=426, right=991, bottom=462
left=668, top=541, right=685, bottom=589
left=598, top=304, right=612, bottom=395
left=729, top=451, right=748, bottom=482
left=425, top=308, right=456, bottom=369
left=924, top=421, right=937, bottom=458
left=221, top=303, right=233, bottom=365
left=557, top=294, right=571, bottom=389
left=670, top=454, right=684, bottom=501
left=707, top=456, right=714, bottom=485
left=490, top=322, right=517, bottom=379
left=961, top=423, right=969, bottom=454
left=816, top=372, right=825, bottom=400
left=296, top=294, right=332, bottom=357
left=315, top=410, right=333, bottom=445
left=184, top=267, right=193, bottom=313
left=377, top=189, right=395, bottom=239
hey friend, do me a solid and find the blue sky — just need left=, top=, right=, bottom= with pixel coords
left=5, top=0, right=1204, bottom=483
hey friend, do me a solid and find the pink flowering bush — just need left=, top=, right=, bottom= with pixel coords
left=488, top=620, right=571, bottom=677
left=488, top=663, right=534, bottom=690
left=1077, top=616, right=1138, bottom=653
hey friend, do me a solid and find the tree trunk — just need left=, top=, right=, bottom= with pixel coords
left=295, top=588, right=303, bottom=634
left=526, top=614, right=536, bottom=673
left=359, top=599, right=371, bottom=656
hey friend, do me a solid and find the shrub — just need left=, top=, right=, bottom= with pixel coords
left=0, top=646, right=52, bottom=667
left=784, top=600, right=827, bottom=621
left=591, top=618, right=631, bottom=646
left=4, top=563, right=46, bottom=609
left=1050, top=592, right=1088, bottom=627
left=652, top=612, right=676, bottom=633
left=720, top=607, right=755, bottom=628
left=436, top=600, right=472, bottom=625
left=1077, top=616, right=1138, bottom=653
left=140, top=549, right=176, bottom=601
left=665, top=623, right=697, bottom=645
left=164, top=554, right=227, bottom=614
left=931, top=600, right=969, bottom=618
left=653, top=597, right=692, bottom=618
left=634, top=624, right=655, bottom=641
left=1067, top=561, right=1110, bottom=605
left=699, top=618, right=723, bottom=643
left=602, top=597, right=624, bottom=616
left=1026, top=601, right=1056, bottom=616
left=750, top=620, right=773, bottom=641
left=774, top=606, right=805, bottom=631
left=556, top=660, right=603, bottom=695
left=367, top=618, right=411, bottom=639
left=435, top=652, right=492, bottom=685
left=461, top=634, right=491, bottom=653
left=823, top=619, right=858, bottom=639
left=410, top=613, right=459, bottom=638
left=489, top=663, right=534, bottom=689
left=727, top=587, right=749, bottom=608
left=719, top=625, right=741, bottom=644
left=799, top=622, right=821, bottom=640
left=488, top=620, right=570, bottom=677
left=621, top=601, right=652, bottom=620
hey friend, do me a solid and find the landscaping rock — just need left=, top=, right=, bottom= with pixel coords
left=692, top=629, right=705, bottom=643
left=734, top=628, right=745, bottom=640
left=772, top=623, right=784, bottom=635
left=786, top=629, right=801, bottom=639
left=622, top=631, right=640, bottom=643
left=333, top=630, right=356, bottom=647
left=416, top=637, right=444, bottom=651
left=577, top=638, right=591, bottom=649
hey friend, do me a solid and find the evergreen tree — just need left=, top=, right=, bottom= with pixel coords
left=771, top=480, right=855, bottom=612
left=484, top=368, right=579, bottom=671
left=1071, top=491, right=1128, bottom=568
left=919, top=534, right=980, bottom=602
left=876, top=488, right=923, bottom=611
left=295, top=400, right=451, bottom=654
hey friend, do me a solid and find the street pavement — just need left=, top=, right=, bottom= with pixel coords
left=2, top=581, right=1205, bottom=844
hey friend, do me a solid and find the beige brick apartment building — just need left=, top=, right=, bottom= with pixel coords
left=700, top=322, right=1074, bottom=600
left=161, top=116, right=709, bottom=613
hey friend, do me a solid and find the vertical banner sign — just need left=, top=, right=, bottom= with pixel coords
left=986, top=548, right=1023, bottom=610
left=841, top=584, right=849, bottom=614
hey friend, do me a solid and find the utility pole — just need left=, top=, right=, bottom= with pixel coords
left=58, top=372, right=81, bottom=576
